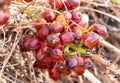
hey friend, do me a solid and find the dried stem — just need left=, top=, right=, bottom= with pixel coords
left=100, top=37, right=120, bottom=55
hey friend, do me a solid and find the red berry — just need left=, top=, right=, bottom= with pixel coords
left=49, top=0, right=64, bottom=10
left=60, top=32, right=74, bottom=44
left=29, top=37, right=41, bottom=51
left=66, top=56, right=78, bottom=69
left=35, top=48, right=45, bottom=61
left=34, top=18, right=46, bottom=30
left=78, top=13, right=89, bottom=29
left=83, top=57, right=93, bottom=69
left=72, top=26, right=83, bottom=40
left=81, top=32, right=100, bottom=48
left=55, top=44, right=64, bottom=51
left=46, top=34, right=60, bottom=47
left=71, top=11, right=81, bottom=22
left=50, top=49, right=63, bottom=61
left=73, top=66, right=85, bottom=75
left=62, top=11, right=72, bottom=23
left=66, top=56, right=84, bottom=69
left=50, top=21, right=64, bottom=33
left=61, top=67, right=71, bottom=75
left=49, top=68, right=60, bottom=81
left=40, top=43, right=51, bottom=54
left=91, top=24, right=107, bottom=36
left=0, top=10, right=10, bottom=25
left=38, top=26, right=49, bottom=41
left=37, top=56, right=53, bottom=69
left=22, top=36, right=34, bottom=52
left=65, top=0, right=81, bottom=10
left=22, top=36, right=41, bottom=51
left=43, top=10, right=55, bottom=22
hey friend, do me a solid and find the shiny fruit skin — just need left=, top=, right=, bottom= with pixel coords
left=51, top=49, right=63, bottom=61
left=38, top=26, right=49, bottom=41
left=83, top=57, right=93, bottom=69
left=34, top=18, right=46, bottom=30
left=50, top=21, right=64, bottom=33
left=71, top=11, right=81, bottom=22
left=62, top=11, right=72, bottom=23
left=65, top=0, right=81, bottom=10
left=66, top=56, right=84, bottom=69
left=49, top=68, right=60, bottom=81
left=29, top=37, right=41, bottom=51
left=91, top=24, right=107, bottom=36
left=81, top=32, right=100, bottom=48
left=72, top=26, right=83, bottom=40
left=35, top=48, right=45, bottom=61
left=66, top=56, right=78, bottom=69
left=49, top=0, right=64, bottom=10
left=78, top=13, right=89, bottom=29
left=40, top=43, right=51, bottom=54
left=0, top=10, right=10, bottom=25
left=73, top=66, right=85, bottom=75
left=46, top=34, right=60, bottom=47
left=36, top=56, right=53, bottom=69
left=22, top=36, right=34, bottom=52
left=61, top=67, right=71, bottom=75
left=60, top=32, right=74, bottom=44
left=43, top=10, right=55, bottom=22
left=55, top=44, right=63, bottom=51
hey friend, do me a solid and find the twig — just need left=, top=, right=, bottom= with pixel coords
left=80, top=7, right=120, bottom=22
left=91, top=54, right=120, bottom=76
left=83, top=70, right=102, bottom=83
left=100, top=37, right=120, bottom=55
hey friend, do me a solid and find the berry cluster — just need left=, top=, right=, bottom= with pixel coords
left=0, top=0, right=11, bottom=25
left=21, top=0, right=107, bottom=81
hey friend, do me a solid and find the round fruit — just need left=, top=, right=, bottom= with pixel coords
left=49, top=0, right=64, bottom=10
left=72, top=26, right=83, bottom=40
left=66, top=56, right=78, bottom=69
left=40, top=43, right=51, bottom=54
left=34, top=18, right=46, bottom=30
left=62, top=11, right=72, bottom=23
left=38, top=26, right=49, bottom=41
left=71, top=11, right=81, bottom=22
left=0, top=10, right=10, bottom=25
left=22, top=36, right=41, bottom=51
left=43, top=10, right=56, bottom=22
left=29, top=37, right=41, bottom=51
left=35, top=48, right=45, bottom=61
left=91, top=24, right=107, bottom=36
left=51, top=48, right=63, bottom=61
left=73, top=66, right=85, bottom=75
left=65, top=0, right=81, bottom=10
left=81, top=32, right=100, bottom=48
left=50, top=21, right=64, bottom=33
left=49, top=67, right=60, bottom=81
left=22, top=36, right=34, bottom=52
left=78, top=13, right=89, bottom=29
left=46, top=34, right=60, bottom=47
left=60, top=32, right=74, bottom=44
left=83, top=57, right=93, bottom=69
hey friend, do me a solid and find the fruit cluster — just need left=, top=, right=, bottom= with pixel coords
left=21, top=0, right=107, bottom=81
left=0, top=0, right=11, bottom=25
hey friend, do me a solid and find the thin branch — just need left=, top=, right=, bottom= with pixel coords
left=100, top=37, right=120, bottom=55
left=83, top=70, right=102, bottom=83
